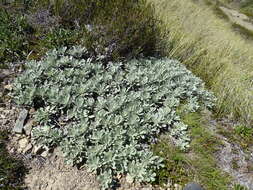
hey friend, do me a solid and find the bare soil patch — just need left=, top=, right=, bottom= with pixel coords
left=24, top=148, right=100, bottom=190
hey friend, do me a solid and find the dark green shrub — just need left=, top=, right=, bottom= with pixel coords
left=13, top=46, right=214, bottom=189
left=29, top=28, right=82, bottom=59
left=28, top=0, right=166, bottom=61
left=0, top=8, right=32, bottom=63
left=39, top=28, right=81, bottom=49
left=82, top=0, right=163, bottom=61
left=1, top=0, right=166, bottom=63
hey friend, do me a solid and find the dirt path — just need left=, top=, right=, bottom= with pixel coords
left=207, top=118, right=253, bottom=190
left=219, top=6, right=253, bottom=32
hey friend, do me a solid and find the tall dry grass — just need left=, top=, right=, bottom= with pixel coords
left=148, top=0, right=253, bottom=125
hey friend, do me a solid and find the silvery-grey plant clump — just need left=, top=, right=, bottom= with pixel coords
left=13, top=46, right=215, bottom=189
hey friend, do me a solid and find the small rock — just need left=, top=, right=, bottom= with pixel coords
left=126, top=175, right=134, bottom=184
left=183, top=182, right=204, bottom=190
left=4, top=84, right=12, bottom=91
left=18, top=138, right=29, bottom=150
left=174, top=184, right=182, bottom=190
left=41, top=150, right=48, bottom=157
left=29, top=108, right=36, bottom=114
left=13, top=109, right=28, bottom=133
left=24, top=120, right=34, bottom=136
left=23, top=143, right=33, bottom=153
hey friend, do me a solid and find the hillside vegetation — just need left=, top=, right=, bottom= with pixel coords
left=1, top=0, right=253, bottom=190
left=148, top=0, right=253, bottom=125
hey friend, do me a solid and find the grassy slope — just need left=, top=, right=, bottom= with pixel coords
left=148, top=0, right=253, bottom=125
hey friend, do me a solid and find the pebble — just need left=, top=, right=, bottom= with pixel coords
left=18, top=138, right=29, bottom=150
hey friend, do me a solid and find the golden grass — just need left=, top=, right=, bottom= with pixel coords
left=148, top=0, right=253, bottom=125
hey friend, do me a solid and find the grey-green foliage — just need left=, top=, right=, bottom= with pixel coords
left=13, top=46, right=215, bottom=189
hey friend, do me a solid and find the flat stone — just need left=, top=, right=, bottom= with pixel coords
left=13, top=109, right=28, bottom=133
left=183, top=182, right=204, bottom=190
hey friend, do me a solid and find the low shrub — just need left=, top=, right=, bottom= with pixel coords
left=31, top=28, right=81, bottom=59
left=1, top=0, right=165, bottom=63
left=13, top=46, right=214, bottom=189
left=27, top=0, right=166, bottom=61
left=0, top=7, right=32, bottom=63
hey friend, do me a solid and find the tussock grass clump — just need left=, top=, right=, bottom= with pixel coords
left=148, top=0, right=253, bottom=125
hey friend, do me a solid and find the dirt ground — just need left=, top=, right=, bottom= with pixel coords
left=23, top=148, right=100, bottom=190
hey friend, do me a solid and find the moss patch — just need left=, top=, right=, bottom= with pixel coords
left=152, top=112, right=231, bottom=190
